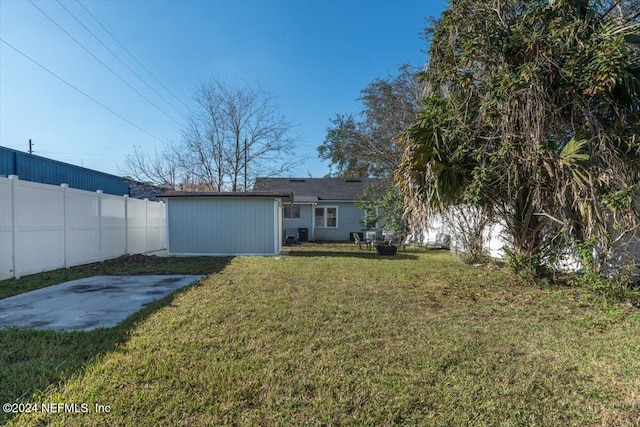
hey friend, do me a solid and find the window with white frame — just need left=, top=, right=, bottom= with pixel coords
left=314, top=206, right=337, bottom=228
left=283, top=205, right=301, bottom=219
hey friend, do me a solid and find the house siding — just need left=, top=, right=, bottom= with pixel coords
left=280, top=202, right=366, bottom=241
left=313, top=202, right=365, bottom=241
left=254, top=177, right=383, bottom=242
left=282, top=204, right=313, bottom=231
left=167, top=197, right=279, bottom=255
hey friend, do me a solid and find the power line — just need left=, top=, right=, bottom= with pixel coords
left=0, top=38, right=165, bottom=143
left=76, top=0, right=194, bottom=114
left=28, top=0, right=183, bottom=126
left=55, top=0, right=187, bottom=118
left=40, top=145, right=132, bottom=151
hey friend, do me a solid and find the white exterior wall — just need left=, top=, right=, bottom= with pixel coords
left=0, top=176, right=166, bottom=280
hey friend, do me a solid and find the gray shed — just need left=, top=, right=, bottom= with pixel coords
left=162, top=191, right=292, bottom=256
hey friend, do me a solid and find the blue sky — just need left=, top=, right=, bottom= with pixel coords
left=0, top=0, right=447, bottom=178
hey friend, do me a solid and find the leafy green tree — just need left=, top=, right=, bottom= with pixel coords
left=356, top=182, right=407, bottom=237
left=319, top=64, right=422, bottom=178
left=320, top=65, right=423, bottom=238
left=398, top=0, right=640, bottom=279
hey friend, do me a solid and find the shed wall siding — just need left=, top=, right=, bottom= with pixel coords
left=167, top=198, right=277, bottom=255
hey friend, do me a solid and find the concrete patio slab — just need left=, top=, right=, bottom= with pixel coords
left=0, top=275, right=205, bottom=331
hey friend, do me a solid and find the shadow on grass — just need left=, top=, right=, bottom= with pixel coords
left=0, top=255, right=232, bottom=424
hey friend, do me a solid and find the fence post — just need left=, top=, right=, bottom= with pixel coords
left=144, top=198, right=149, bottom=254
left=163, top=201, right=168, bottom=253
left=97, top=190, right=103, bottom=262
left=124, top=194, right=129, bottom=255
left=9, top=175, right=18, bottom=279
left=61, top=183, right=69, bottom=268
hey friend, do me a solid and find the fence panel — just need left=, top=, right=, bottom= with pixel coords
left=14, top=180, right=65, bottom=277
left=65, top=186, right=101, bottom=267
left=101, top=194, right=127, bottom=260
left=0, top=176, right=165, bottom=279
left=147, top=200, right=166, bottom=251
left=127, top=197, right=147, bottom=255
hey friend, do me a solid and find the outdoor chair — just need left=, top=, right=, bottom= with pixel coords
left=353, top=233, right=371, bottom=251
left=421, top=233, right=451, bottom=250
left=365, top=231, right=378, bottom=246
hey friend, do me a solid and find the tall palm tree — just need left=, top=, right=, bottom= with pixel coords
left=398, top=0, right=640, bottom=278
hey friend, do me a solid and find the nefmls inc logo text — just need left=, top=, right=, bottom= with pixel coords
left=41, top=403, right=90, bottom=413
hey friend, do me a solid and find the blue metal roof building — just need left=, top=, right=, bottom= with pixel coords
left=0, top=146, right=129, bottom=196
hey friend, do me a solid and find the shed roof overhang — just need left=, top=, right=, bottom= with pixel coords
left=160, top=191, right=293, bottom=202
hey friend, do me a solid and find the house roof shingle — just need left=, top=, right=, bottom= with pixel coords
left=253, top=177, right=382, bottom=202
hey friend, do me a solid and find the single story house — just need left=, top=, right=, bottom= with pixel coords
left=253, top=177, right=382, bottom=242
left=161, top=191, right=292, bottom=256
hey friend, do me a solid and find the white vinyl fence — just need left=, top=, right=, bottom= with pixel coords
left=0, top=175, right=166, bottom=279
left=421, top=207, right=640, bottom=275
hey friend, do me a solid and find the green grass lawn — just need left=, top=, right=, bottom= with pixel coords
left=1, top=244, right=639, bottom=426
